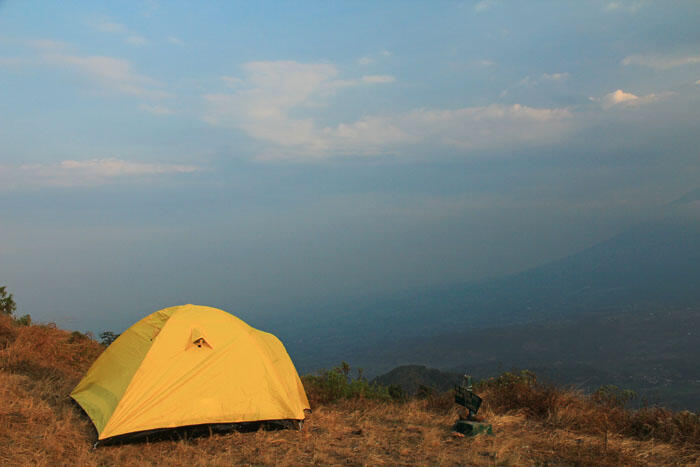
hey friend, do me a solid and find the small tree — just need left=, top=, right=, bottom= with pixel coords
left=593, top=385, right=636, bottom=409
left=0, top=286, right=17, bottom=316
left=99, top=331, right=120, bottom=346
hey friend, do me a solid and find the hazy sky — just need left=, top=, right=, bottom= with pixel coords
left=1, top=0, right=699, bottom=333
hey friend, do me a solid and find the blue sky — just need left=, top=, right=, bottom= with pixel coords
left=1, top=0, right=699, bottom=332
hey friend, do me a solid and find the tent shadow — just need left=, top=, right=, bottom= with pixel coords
left=71, top=398, right=302, bottom=447
left=97, top=419, right=302, bottom=447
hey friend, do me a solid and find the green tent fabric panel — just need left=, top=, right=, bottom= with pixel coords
left=70, top=307, right=178, bottom=435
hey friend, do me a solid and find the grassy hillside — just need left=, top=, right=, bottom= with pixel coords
left=1, top=314, right=699, bottom=466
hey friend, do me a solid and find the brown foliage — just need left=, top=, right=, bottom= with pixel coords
left=479, top=370, right=560, bottom=420
left=0, top=313, right=18, bottom=349
left=0, top=320, right=103, bottom=382
left=623, top=407, right=700, bottom=446
left=478, top=369, right=700, bottom=451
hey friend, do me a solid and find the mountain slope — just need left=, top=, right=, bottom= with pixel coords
left=281, top=220, right=700, bottom=373
left=363, top=307, right=700, bottom=410
left=372, top=365, right=461, bottom=394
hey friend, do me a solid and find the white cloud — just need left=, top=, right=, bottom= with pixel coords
left=500, top=72, right=569, bottom=97
left=221, top=76, right=245, bottom=87
left=203, top=60, right=571, bottom=159
left=475, top=0, right=495, bottom=12
left=56, top=159, right=197, bottom=176
left=357, top=50, right=391, bottom=66
left=602, top=89, right=639, bottom=107
left=0, top=57, right=28, bottom=68
left=139, top=0, right=159, bottom=18
left=595, top=89, right=666, bottom=109
left=361, top=75, right=396, bottom=84
left=540, top=72, right=570, bottom=82
left=204, top=61, right=338, bottom=150
left=621, top=54, right=700, bottom=70
left=519, top=73, right=570, bottom=87
left=92, top=20, right=128, bottom=34
left=0, top=159, right=199, bottom=188
left=139, top=104, right=177, bottom=115
left=167, top=36, right=185, bottom=46
left=26, top=39, right=67, bottom=51
left=44, top=53, right=170, bottom=99
left=203, top=61, right=395, bottom=148
left=324, top=104, right=572, bottom=157
left=125, top=35, right=148, bottom=46
left=605, top=1, right=643, bottom=12
left=91, top=18, right=148, bottom=46
left=514, top=76, right=535, bottom=88
left=331, top=75, right=397, bottom=88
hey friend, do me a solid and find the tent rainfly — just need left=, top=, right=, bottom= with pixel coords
left=71, top=304, right=310, bottom=441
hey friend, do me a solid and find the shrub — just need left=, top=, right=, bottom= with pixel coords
left=0, top=313, right=18, bottom=349
left=99, top=331, right=120, bottom=346
left=479, top=369, right=559, bottom=419
left=416, top=384, right=434, bottom=398
left=1, top=319, right=104, bottom=383
left=413, top=383, right=453, bottom=414
left=387, top=384, right=407, bottom=402
left=14, top=314, right=31, bottom=326
left=302, top=362, right=391, bottom=406
left=593, top=385, right=636, bottom=409
left=623, top=407, right=700, bottom=447
left=425, top=390, right=455, bottom=415
left=68, top=331, right=90, bottom=343
left=477, top=371, right=700, bottom=448
left=0, top=285, right=17, bottom=316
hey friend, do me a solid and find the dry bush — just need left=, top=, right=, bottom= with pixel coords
left=479, top=370, right=560, bottom=420
left=550, top=387, right=700, bottom=449
left=0, top=321, right=103, bottom=383
left=414, top=385, right=455, bottom=415
left=478, top=368, right=700, bottom=453
left=623, top=407, right=700, bottom=447
left=0, top=313, right=17, bottom=350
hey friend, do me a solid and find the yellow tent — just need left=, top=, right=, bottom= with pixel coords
left=71, top=304, right=310, bottom=441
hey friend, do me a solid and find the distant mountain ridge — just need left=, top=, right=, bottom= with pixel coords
left=372, top=365, right=461, bottom=394
left=282, top=220, right=700, bottom=375
left=364, top=307, right=700, bottom=410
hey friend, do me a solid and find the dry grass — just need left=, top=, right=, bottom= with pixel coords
left=1, top=314, right=698, bottom=466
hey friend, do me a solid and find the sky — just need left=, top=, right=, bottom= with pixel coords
left=1, top=0, right=699, bottom=334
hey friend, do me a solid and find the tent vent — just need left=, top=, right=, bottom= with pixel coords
left=188, top=328, right=212, bottom=350
left=194, top=338, right=207, bottom=348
